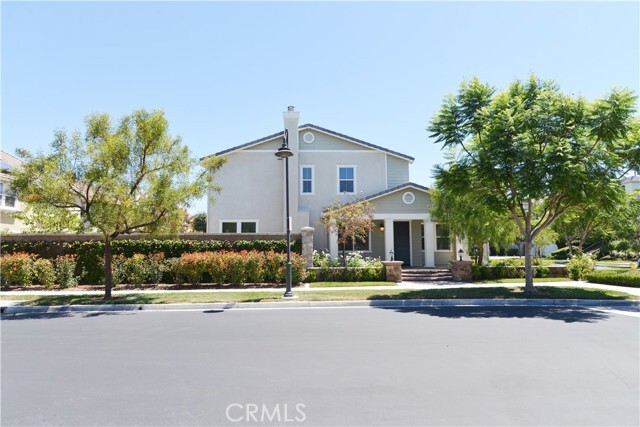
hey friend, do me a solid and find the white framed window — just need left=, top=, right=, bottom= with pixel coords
left=220, top=220, right=258, bottom=233
left=338, top=230, right=372, bottom=252
left=0, top=183, right=17, bottom=208
left=300, top=166, right=314, bottom=195
left=435, top=224, right=451, bottom=251
left=337, top=166, right=356, bottom=194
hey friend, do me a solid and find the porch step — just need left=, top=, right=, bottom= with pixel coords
left=401, top=268, right=454, bottom=282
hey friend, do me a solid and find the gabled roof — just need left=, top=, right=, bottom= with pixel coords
left=361, top=182, right=430, bottom=203
left=207, top=124, right=414, bottom=162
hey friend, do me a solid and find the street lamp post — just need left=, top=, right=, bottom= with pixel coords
left=275, top=128, right=294, bottom=298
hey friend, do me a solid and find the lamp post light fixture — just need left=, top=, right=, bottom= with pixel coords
left=275, top=128, right=295, bottom=298
left=458, top=248, right=464, bottom=261
left=389, top=250, right=395, bottom=261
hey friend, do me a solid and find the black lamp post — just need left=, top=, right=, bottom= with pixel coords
left=275, top=128, right=294, bottom=298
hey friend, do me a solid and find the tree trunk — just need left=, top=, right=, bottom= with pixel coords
left=524, top=237, right=535, bottom=293
left=565, top=236, right=573, bottom=255
left=104, top=238, right=112, bottom=299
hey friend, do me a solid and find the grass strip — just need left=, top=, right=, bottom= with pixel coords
left=473, top=278, right=575, bottom=284
left=3, top=286, right=637, bottom=306
left=308, top=281, right=396, bottom=288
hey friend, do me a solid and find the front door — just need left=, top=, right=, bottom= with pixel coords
left=393, top=221, right=411, bottom=267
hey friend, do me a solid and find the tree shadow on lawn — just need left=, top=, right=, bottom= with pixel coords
left=375, top=306, right=611, bottom=323
left=367, top=287, right=626, bottom=323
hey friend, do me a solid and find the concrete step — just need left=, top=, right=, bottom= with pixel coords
left=402, top=276, right=455, bottom=282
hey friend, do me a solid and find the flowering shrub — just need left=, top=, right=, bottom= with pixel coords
left=0, top=252, right=35, bottom=286
left=170, top=250, right=306, bottom=285
left=54, top=255, right=79, bottom=289
left=566, top=253, right=596, bottom=280
left=33, top=259, right=56, bottom=288
left=308, top=251, right=384, bottom=282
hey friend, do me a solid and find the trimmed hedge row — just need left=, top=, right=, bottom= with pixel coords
left=585, top=270, right=640, bottom=288
left=0, top=239, right=301, bottom=284
left=1, top=250, right=307, bottom=287
left=170, top=251, right=306, bottom=285
left=472, top=264, right=551, bottom=281
left=306, top=266, right=385, bottom=282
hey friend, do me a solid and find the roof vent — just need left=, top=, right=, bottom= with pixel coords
left=287, top=106, right=295, bottom=111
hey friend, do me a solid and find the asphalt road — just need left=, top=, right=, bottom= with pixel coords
left=2, top=306, right=639, bottom=426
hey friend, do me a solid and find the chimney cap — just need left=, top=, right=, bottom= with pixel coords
left=287, top=106, right=295, bottom=111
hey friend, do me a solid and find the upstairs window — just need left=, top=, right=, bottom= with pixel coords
left=301, top=166, right=314, bottom=194
left=338, top=166, right=355, bottom=194
left=0, top=183, right=16, bottom=208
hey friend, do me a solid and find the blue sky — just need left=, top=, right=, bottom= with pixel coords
left=2, top=1, right=639, bottom=214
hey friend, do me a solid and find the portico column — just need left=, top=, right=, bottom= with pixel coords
left=328, top=220, right=339, bottom=260
left=384, top=219, right=394, bottom=261
left=424, top=221, right=435, bottom=267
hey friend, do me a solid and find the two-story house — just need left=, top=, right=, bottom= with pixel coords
left=0, top=150, right=27, bottom=233
left=205, top=107, right=461, bottom=267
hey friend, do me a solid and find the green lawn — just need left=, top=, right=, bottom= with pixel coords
left=3, top=286, right=636, bottom=306
left=474, top=277, right=575, bottom=284
left=308, top=281, right=396, bottom=288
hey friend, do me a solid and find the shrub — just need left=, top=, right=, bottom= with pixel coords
left=549, top=247, right=572, bottom=260
left=0, top=238, right=302, bottom=284
left=566, top=253, right=596, bottom=280
left=122, top=254, right=149, bottom=286
left=170, top=250, right=306, bottom=285
left=33, top=258, right=56, bottom=288
left=0, top=252, right=34, bottom=286
left=54, top=255, right=79, bottom=289
left=585, top=269, right=640, bottom=288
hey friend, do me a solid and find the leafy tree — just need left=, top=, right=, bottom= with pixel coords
left=430, top=153, right=518, bottom=264
left=12, top=109, right=225, bottom=297
left=13, top=204, right=85, bottom=234
left=321, top=198, right=375, bottom=264
left=429, top=75, right=638, bottom=292
left=192, top=212, right=207, bottom=233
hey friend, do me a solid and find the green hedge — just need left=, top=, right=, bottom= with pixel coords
left=1, top=239, right=301, bottom=284
left=306, top=266, right=385, bottom=282
left=472, top=264, right=550, bottom=281
left=585, top=269, right=640, bottom=288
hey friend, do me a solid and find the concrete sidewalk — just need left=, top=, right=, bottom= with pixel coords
left=1, top=280, right=639, bottom=295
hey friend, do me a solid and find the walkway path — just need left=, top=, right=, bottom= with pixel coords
left=1, top=280, right=639, bottom=299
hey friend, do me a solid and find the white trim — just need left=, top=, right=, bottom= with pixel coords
left=384, top=154, right=389, bottom=189
left=218, top=219, right=260, bottom=233
left=299, top=165, right=315, bottom=195
left=338, top=229, right=373, bottom=253
left=298, top=150, right=379, bottom=153
left=434, top=223, right=453, bottom=252
left=402, top=191, right=415, bottom=205
left=374, top=213, right=429, bottom=220
left=302, top=132, right=315, bottom=143
left=364, top=184, right=430, bottom=204
left=336, top=165, right=357, bottom=195
left=298, top=126, right=414, bottom=163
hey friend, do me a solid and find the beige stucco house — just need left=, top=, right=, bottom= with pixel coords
left=205, top=108, right=463, bottom=267
left=0, top=150, right=27, bottom=233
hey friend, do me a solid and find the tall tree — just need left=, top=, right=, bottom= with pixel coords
left=321, top=198, right=375, bottom=264
left=429, top=76, right=638, bottom=292
left=192, top=212, right=207, bottom=233
left=430, top=151, right=518, bottom=264
left=12, top=109, right=225, bottom=298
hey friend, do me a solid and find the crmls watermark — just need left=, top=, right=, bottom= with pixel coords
left=225, top=403, right=307, bottom=423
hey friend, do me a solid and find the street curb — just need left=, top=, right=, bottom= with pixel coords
left=1, top=299, right=638, bottom=315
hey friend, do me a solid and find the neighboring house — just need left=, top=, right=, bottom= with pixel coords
left=623, top=175, right=640, bottom=194
left=0, top=150, right=27, bottom=233
left=205, top=108, right=463, bottom=267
